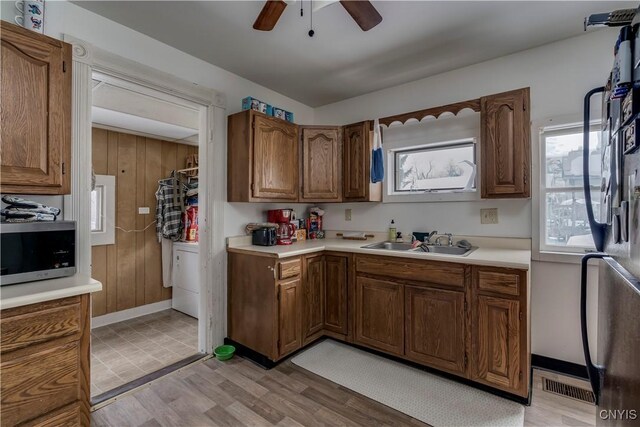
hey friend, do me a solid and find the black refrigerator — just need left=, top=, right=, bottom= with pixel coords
left=581, top=15, right=640, bottom=427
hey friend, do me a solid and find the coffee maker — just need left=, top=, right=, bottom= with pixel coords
left=267, top=209, right=296, bottom=245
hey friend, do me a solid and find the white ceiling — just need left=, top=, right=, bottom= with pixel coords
left=74, top=1, right=638, bottom=107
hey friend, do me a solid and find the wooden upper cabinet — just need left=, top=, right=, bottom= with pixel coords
left=227, top=110, right=298, bottom=202
left=343, top=121, right=382, bottom=202
left=300, top=127, right=342, bottom=202
left=405, top=286, right=466, bottom=375
left=480, top=87, right=530, bottom=199
left=0, top=21, right=71, bottom=195
left=253, top=115, right=299, bottom=200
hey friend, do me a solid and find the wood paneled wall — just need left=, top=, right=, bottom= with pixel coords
left=90, top=128, right=198, bottom=317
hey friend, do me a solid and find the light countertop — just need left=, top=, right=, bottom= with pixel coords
left=227, top=235, right=531, bottom=270
left=1, top=275, right=102, bottom=310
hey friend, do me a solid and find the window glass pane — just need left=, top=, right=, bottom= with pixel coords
left=545, top=190, right=595, bottom=248
left=545, top=131, right=601, bottom=188
left=395, top=143, right=475, bottom=191
left=90, top=187, right=103, bottom=232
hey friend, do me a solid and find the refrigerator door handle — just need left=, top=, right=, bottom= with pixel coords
left=581, top=253, right=606, bottom=404
left=583, top=87, right=608, bottom=252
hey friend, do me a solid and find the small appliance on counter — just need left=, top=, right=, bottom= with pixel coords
left=252, top=227, right=277, bottom=246
left=0, top=221, right=76, bottom=285
left=267, top=209, right=296, bottom=245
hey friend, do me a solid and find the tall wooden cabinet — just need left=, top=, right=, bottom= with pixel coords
left=0, top=21, right=72, bottom=195
left=227, top=110, right=299, bottom=202
left=471, top=266, right=529, bottom=397
left=343, top=121, right=382, bottom=202
left=480, top=87, right=530, bottom=199
left=300, top=127, right=342, bottom=202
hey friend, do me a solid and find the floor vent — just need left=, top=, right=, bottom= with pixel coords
left=542, top=377, right=596, bottom=404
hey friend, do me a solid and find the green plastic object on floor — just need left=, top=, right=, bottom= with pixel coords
left=214, top=345, right=235, bottom=361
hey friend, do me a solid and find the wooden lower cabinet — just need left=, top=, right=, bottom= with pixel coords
left=405, top=286, right=466, bottom=375
left=324, top=255, right=348, bottom=335
left=0, top=295, right=90, bottom=426
left=354, top=276, right=404, bottom=356
left=302, top=255, right=325, bottom=343
left=278, top=279, right=302, bottom=357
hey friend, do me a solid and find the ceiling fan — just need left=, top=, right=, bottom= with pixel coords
left=253, top=0, right=383, bottom=32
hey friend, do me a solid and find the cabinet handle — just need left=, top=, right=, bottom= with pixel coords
left=267, top=266, right=276, bottom=279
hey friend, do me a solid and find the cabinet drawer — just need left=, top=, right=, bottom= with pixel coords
left=0, top=297, right=81, bottom=354
left=1, top=341, right=80, bottom=426
left=279, top=258, right=301, bottom=279
left=477, top=269, right=523, bottom=296
left=356, top=255, right=465, bottom=288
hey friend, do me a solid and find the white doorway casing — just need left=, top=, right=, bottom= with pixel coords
left=64, top=35, right=227, bottom=353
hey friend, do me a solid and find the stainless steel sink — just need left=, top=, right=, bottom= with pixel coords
left=418, top=245, right=477, bottom=256
left=361, top=241, right=415, bottom=251
left=361, top=241, right=477, bottom=256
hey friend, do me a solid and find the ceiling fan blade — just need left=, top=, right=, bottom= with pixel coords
left=253, top=0, right=288, bottom=31
left=339, top=0, right=382, bottom=31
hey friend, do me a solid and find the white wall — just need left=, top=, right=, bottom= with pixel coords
left=1, top=0, right=316, bottom=234
left=313, top=29, right=619, bottom=365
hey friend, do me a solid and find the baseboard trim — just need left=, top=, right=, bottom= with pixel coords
left=91, top=300, right=172, bottom=329
left=531, top=354, right=589, bottom=380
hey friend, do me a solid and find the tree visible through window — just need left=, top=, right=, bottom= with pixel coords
left=394, top=141, right=475, bottom=192
left=541, top=126, right=601, bottom=252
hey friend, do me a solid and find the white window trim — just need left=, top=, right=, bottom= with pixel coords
left=383, top=130, right=481, bottom=203
left=532, top=115, right=600, bottom=264
left=91, top=175, right=115, bottom=246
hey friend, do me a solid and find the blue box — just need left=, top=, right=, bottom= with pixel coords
left=273, top=107, right=286, bottom=120
left=242, top=97, right=262, bottom=111
left=285, top=111, right=294, bottom=123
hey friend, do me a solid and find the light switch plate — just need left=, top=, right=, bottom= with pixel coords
left=138, top=207, right=150, bottom=215
left=345, top=209, right=352, bottom=221
left=480, top=208, right=498, bottom=224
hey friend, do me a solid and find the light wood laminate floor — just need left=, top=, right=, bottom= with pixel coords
left=92, top=355, right=596, bottom=426
left=91, top=309, right=198, bottom=396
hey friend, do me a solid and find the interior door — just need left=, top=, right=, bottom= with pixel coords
left=252, top=115, right=299, bottom=200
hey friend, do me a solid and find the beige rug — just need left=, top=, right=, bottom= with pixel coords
left=291, top=340, right=524, bottom=427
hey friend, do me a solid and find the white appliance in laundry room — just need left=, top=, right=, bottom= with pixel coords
left=171, top=241, right=200, bottom=318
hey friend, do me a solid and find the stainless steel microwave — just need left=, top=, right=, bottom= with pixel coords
left=0, top=221, right=76, bottom=286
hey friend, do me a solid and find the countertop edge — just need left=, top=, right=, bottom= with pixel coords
left=1, top=277, right=103, bottom=310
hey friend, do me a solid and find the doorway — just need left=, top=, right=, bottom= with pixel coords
left=88, top=72, right=204, bottom=399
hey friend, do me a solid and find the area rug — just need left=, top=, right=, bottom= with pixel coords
left=291, top=340, right=524, bottom=427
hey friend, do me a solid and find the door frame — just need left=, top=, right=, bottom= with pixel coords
left=62, top=34, right=227, bottom=353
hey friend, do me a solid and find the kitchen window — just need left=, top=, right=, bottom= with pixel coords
left=392, top=139, right=476, bottom=193
left=539, top=124, right=601, bottom=253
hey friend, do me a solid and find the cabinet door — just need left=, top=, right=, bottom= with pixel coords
left=0, top=22, right=71, bottom=194
left=480, top=87, right=530, bottom=198
left=472, top=295, right=521, bottom=392
left=355, top=276, right=404, bottom=355
left=301, top=127, right=342, bottom=201
left=324, top=255, right=348, bottom=335
left=302, top=255, right=324, bottom=342
left=278, top=279, right=302, bottom=357
left=405, top=286, right=466, bottom=375
left=343, top=122, right=370, bottom=200
left=252, top=115, right=299, bottom=200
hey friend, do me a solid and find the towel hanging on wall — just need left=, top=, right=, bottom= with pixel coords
left=371, top=118, right=384, bottom=183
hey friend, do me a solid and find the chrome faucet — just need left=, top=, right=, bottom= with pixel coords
left=435, top=233, right=454, bottom=246
left=424, top=230, right=438, bottom=244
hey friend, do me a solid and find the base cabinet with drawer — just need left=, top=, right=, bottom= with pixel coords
left=227, top=250, right=529, bottom=398
left=0, top=295, right=91, bottom=426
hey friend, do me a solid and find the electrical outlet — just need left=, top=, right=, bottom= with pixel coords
left=138, top=207, right=150, bottom=215
left=345, top=209, right=352, bottom=221
left=480, top=208, right=498, bottom=224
